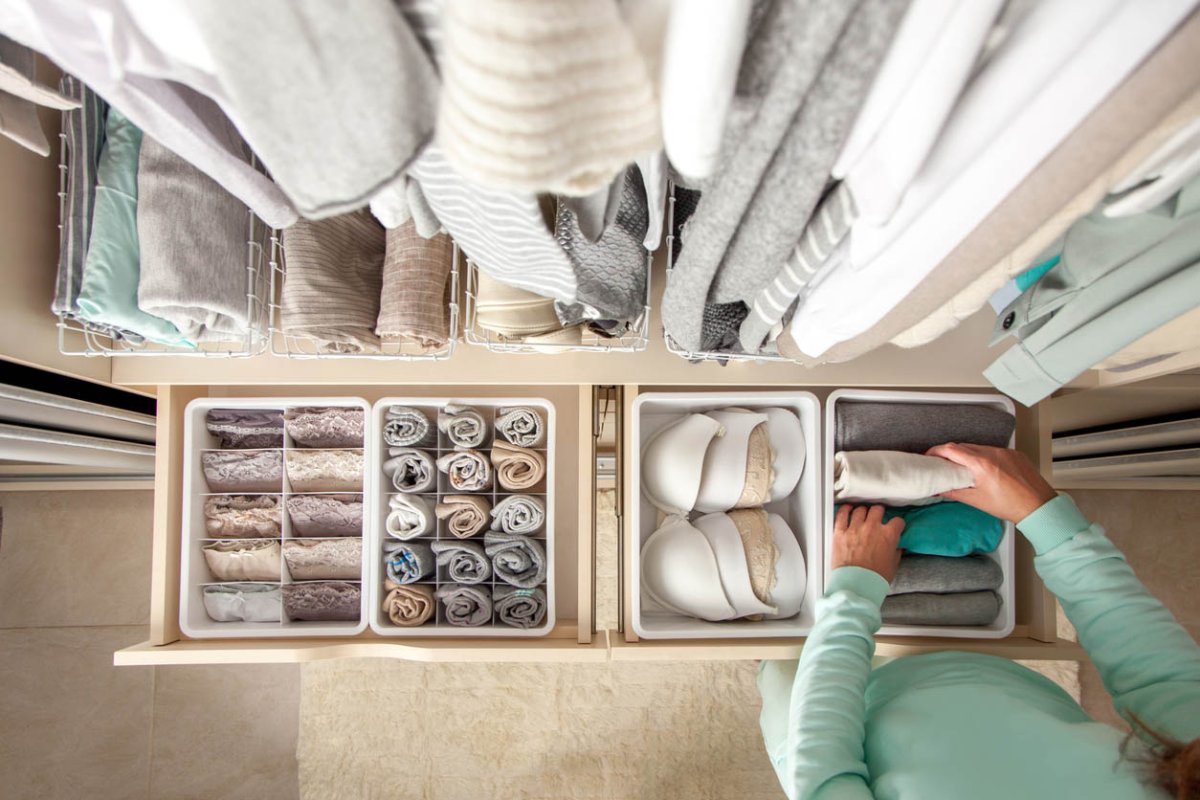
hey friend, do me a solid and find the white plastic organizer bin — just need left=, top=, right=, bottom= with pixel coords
left=630, top=391, right=822, bottom=639
left=824, top=389, right=1017, bottom=639
left=179, top=397, right=371, bottom=638
left=368, top=397, right=556, bottom=637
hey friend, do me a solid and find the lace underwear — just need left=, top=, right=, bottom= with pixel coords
left=286, top=494, right=363, bottom=537
left=283, top=539, right=362, bottom=581
left=282, top=581, right=361, bottom=622
left=204, top=495, right=282, bottom=538
left=284, top=407, right=364, bottom=449
left=203, top=583, right=281, bottom=623
left=728, top=508, right=779, bottom=619
left=205, top=408, right=285, bottom=449
left=285, top=449, right=364, bottom=492
left=735, top=423, right=773, bottom=508
left=202, top=450, right=283, bottom=493
left=437, top=449, right=491, bottom=491
left=202, top=540, right=282, bottom=582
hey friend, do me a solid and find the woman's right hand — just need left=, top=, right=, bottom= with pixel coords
left=926, top=442, right=1057, bottom=524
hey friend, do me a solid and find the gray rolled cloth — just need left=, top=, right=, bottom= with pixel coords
left=383, top=406, right=432, bottom=447
left=286, top=494, right=363, bottom=537
left=836, top=401, right=1016, bottom=453
left=438, top=404, right=487, bottom=447
left=282, top=581, right=361, bottom=622
left=484, top=532, right=547, bottom=589
left=205, top=408, right=284, bottom=449
left=384, top=448, right=436, bottom=492
left=284, top=407, right=365, bottom=448
left=554, top=165, right=650, bottom=327
left=202, top=450, right=283, bottom=493
left=881, top=590, right=1002, bottom=626
left=495, top=406, right=545, bottom=447
left=54, top=75, right=107, bottom=318
left=431, top=540, right=492, bottom=584
left=437, top=449, right=491, bottom=492
left=383, top=539, right=434, bottom=584
left=136, top=135, right=253, bottom=342
left=202, top=583, right=281, bottom=623
left=490, top=495, right=546, bottom=535
left=495, top=586, right=548, bottom=629
left=889, top=555, right=1004, bottom=596
left=436, top=583, right=493, bottom=627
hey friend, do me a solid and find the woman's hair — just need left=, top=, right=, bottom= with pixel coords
left=1121, top=714, right=1200, bottom=799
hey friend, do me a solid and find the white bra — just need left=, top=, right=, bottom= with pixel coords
left=641, top=511, right=806, bottom=622
left=642, top=407, right=806, bottom=515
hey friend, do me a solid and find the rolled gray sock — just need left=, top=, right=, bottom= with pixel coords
left=494, top=586, right=547, bottom=629
left=384, top=448, right=436, bottom=492
left=383, top=540, right=434, bottom=584
left=438, top=404, right=486, bottom=447
left=494, top=406, right=545, bottom=447
left=484, top=532, right=547, bottom=589
left=490, top=495, right=546, bottom=535
left=383, top=406, right=432, bottom=447
left=436, top=584, right=493, bottom=627
left=431, top=540, right=492, bottom=584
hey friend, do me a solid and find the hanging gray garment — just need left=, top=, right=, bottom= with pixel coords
left=53, top=75, right=107, bottom=318
left=659, top=0, right=907, bottom=351
left=555, top=165, right=651, bottom=326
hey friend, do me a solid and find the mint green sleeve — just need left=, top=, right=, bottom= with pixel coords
left=1022, top=494, right=1200, bottom=741
left=758, top=566, right=889, bottom=800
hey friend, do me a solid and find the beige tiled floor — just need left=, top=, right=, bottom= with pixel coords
left=0, top=491, right=300, bottom=800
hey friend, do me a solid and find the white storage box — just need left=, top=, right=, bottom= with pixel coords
left=180, top=397, right=371, bottom=638
left=825, top=389, right=1016, bottom=639
left=368, top=397, right=556, bottom=637
left=630, top=391, right=822, bottom=639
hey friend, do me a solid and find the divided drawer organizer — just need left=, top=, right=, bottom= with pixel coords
left=368, top=397, right=556, bottom=637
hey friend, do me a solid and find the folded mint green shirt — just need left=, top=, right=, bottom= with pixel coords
left=759, top=495, right=1200, bottom=799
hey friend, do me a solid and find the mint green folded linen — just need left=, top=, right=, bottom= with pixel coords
left=75, top=108, right=192, bottom=347
left=837, top=501, right=1004, bottom=557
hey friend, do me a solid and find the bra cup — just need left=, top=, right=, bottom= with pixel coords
left=695, top=410, right=770, bottom=513
left=763, top=407, right=806, bottom=501
left=641, top=414, right=723, bottom=515
left=640, top=517, right=737, bottom=621
left=693, top=513, right=778, bottom=618
left=762, top=513, right=807, bottom=620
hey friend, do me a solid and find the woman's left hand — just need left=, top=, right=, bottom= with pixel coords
left=831, top=504, right=904, bottom=582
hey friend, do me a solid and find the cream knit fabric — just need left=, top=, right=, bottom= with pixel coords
left=437, top=0, right=661, bottom=196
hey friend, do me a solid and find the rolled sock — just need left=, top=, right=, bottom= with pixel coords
left=384, top=448, right=436, bottom=492
left=283, top=539, right=362, bottom=581
left=431, top=540, right=492, bottom=584
left=490, top=495, right=546, bottom=535
left=285, top=449, right=363, bottom=492
left=282, top=581, right=361, bottom=622
left=490, top=441, right=546, bottom=491
left=889, top=554, right=1003, bottom=595
left=205, top=409, right=284, bottom=449
left=881, top=590, right=1001, bottom=626
left=286, top=494, right=363, bottom=537
left=495, top=406, right=545, bottom=447
left=202, top=450, right=283, bottom=493
left=836, top=401, right=1016, bottom=453
left=435, top=495, right=491, bottom=538
left=386, top=494, right=435, bottom=539
left=437, top=449, right=491, bottom=491
left=438, top=404, right=487, bottom=447
left=284, top=407, right=365, bottom=448
left=202, top=583, right=281, bottom=623
left=832, top=450, right=973, bottom=506
left=382, top=406, right=432, bottom=447
left=383, top=540, right=434, bottom=584
left=436, top=583, right=493, bottom=627
left=382, top=580, right=435, bottom=627
left=494, top=586, right=547, bottom=629
left=204, top=495, right=282, bottom=538
left=484, top=531, right=547, bottom=589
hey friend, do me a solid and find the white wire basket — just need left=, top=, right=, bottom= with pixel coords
left=663, top=185, right=789, bottom=364
left=268, top=232, right=459, bottom=360
left=55, top=127, right=271, bottom=358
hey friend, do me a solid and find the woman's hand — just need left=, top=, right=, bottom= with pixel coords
left=831, top=505, right=904, bottom=583
left=926, top=442, right=1057, bottom=524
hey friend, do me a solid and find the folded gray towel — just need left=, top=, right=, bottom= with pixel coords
left=836, top=401, right=1016, bottom=453
left=383, top=406, right=432, bottom=447
left=490, top=495, right=546, bottom=535
left=484, top=532, right=547, bottom=589
left=284, top=407, right=364, bottom=448
left=494, top=586, right=547, bottom=629
left=495, top=406, right=545, bottom=447
left=201, top=450, right=283, bottom=493
left=205, top=409, right=284, bottom=449
left=383, top=540, right=434, bottom=585
left=438, top=404, right=487, bottom=447
left=889, top=555, right=1003, bottom=596
left=282, top=581, right=361, bottom=622
left=436, top=583, right=493, bottom=627
left=431, top=540, right=492, bottom=584
left=881, top=590, right=1002, bottom=627
left=384, top=448, right=436, bottom=493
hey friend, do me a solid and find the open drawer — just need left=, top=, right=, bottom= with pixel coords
left=115, top=384, right=606, bottom=665
left=613, top=385, right=1083, bottom=662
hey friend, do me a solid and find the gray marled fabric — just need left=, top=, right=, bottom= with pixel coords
left=881, top=590, right=1001, bottom=626
left=494, top=586, right=547, bottom=629
left=431, top=539, right=491, bottom=584
left=54, top=75, right=107, bottom=318
left=436, top=583, right=492, bottom=626
left=836, top=401, right=1016, bottom=453
left=484, top=532, right=546, bottom=589
left=383, top=540, right=434, bottom=584
left=889, top=554, right=1003, bottom=596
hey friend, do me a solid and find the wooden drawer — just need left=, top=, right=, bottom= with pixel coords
left=612, top=384, right=1083, bottom=662
left=115, top=384, right=606, bottom=665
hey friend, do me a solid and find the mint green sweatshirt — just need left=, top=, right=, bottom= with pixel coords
left=759, top=495, right=1200, bottom=799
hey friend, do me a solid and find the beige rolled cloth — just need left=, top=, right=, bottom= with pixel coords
left=375, top=221, right=454, bottom=349
left=491, top=441, right=546, bottom=490
left=435, top=495, right=492, bottom=538
left=833, top=451, right=973, bottom=507
left=382, top=580, right=435, bottom=627
left=202, top=540, right=282, bottom=582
